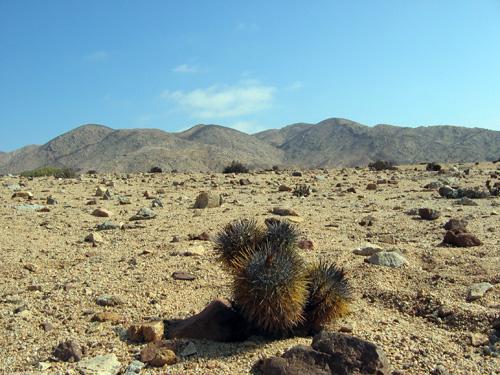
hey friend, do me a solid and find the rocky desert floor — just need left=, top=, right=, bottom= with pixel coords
left=0, top=163, right=499, bottom=374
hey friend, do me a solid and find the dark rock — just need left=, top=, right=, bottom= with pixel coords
left=165, top=299, right=250, bottom=342
left=418, top=208, right=441, bottom=220
left=366, top=183, right=377, bottom=191
left=129, top=207, right=156, bottom=221
left=443, top=218, right=468, bottom=231
left=239, top=178, right=251, bottom=186
left=53, top=340, right=83, bottom=362
left=359, top=215, right=376, bottom=226
left=368, top=160, right=396, bottom=171
left=426, top=163, right=442, bottom=172
left=272, top=207, right=299, bottom=216
left=149, top=167, right=163, bottom=173
left=443, top=229, right=482, bottom=247
left=438, top=186, right=457, bottom=198
left=172, top=271, right=196, bottom=281
left=292, top=171, right=303, bottom=177
left=256, top=345, right=331, bottom=375
left=151, top=198, right=163, bottom=208
left=346, top=187, right=356, bottom=193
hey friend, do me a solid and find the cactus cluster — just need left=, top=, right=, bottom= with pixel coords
left=213, top=218, right=352, bottom=336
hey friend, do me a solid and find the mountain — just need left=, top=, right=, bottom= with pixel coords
left=0, top=118, right=498, bottom=173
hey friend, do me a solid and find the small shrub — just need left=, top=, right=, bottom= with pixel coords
left=21, top=166, right=77, bottom=178
left=149, top=166, right=163, bottom=173
left=223, top=160, right=249, bottom=174
left=293, top=184, right=311, bottom=197
left=368, top=160, right=396, bottom=171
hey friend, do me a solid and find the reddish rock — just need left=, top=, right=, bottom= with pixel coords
left=443, top=229, right=482, bottom=247
left=140, top=341, right=177, bottom=367
left=172, top=271, right=196, bottom=281
left=128, top=320, right=164, bottom=342
left=366, top=183, right=377, bottom=191
left=298, top=239, right=315, bottom=251
left=53, top=340, right=83, bottom=362
left=272, top=207, right=299, bottom=216
left=91, top=208, right=112, bottom=217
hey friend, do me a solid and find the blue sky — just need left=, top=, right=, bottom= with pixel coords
left=1, top=1, right=500, bottom=151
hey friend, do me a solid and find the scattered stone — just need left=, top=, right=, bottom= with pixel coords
left=272, top=207, right=299, bottom=216
left=193, top=191, right=222, bottom=209
left=457, top=197, right=478, bottom=206
left=278, top=184, right=292, bottom=192
left=92, top=312, right=123, bottom=324
left=443, top=229, right=482, bottom=247
left=84, top=232, right=104, bottom=244
left=95, top=295, right=123, bottom=307
left=172, top=271, right=196, bottom=281
left=12, top=191, right=33, bottom=199
left=140, top=341, right=177, bottom=367
left=124, top=360, right=145, bottom=375
left=298, top=239, right=315, bottom=250
left=467, top=282, right=493, bottom=301
left=366, top=251, right=407, bottom=267
left=369, top=160, right=396, bottom=171
left=92, top=208, right=112, bottom=217
left=129, top=207, right=156, bottom=221
left=418, top=208, right=441, bottom=220
left=359, top=215, right=376, bottom=226
left=353, top=243, right=383, bottom=256
left=96, top=221, right=121, bottom=231
left=128, top=321, right=164, bottom=343
left=118, top=196, right=131, bottom=205
left=151, top=197, right=163, bottom=208
left=46, top=196, right=57, bottom=205
left=53, top=340, right=83, bottom=362
left=443, top=218, right=468, bottom=231
left=77, top=354, right=121, bottom=375
left=366, top=183, right=377, bottom=191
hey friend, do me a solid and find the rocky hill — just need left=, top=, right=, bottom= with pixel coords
left=0, top=118, right=498, bottom=173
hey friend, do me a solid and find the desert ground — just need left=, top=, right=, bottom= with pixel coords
left=0, top=162, right=498, bottom=374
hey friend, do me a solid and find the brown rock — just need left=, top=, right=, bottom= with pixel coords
left=193, top=191, right=222, bottom=209
left=272, top=207, right=299, bottom=216
left=298, top=239, right=315, bottom=250
left=53, top=340, right=83, bottom=362
left=140, top=341, right=177, bottom=367
left=166, top=299, right=250, bottom=342
left=443, top=229, right=482, bottom=247
left=279, top=185, right=292, bottom=192
left=91, top=208, right=112, bottom=217
left=128, top=320, right=164, bottom=342
left=366, top=183, right=377, bottom=191
left=443, top=218, right=468, bottom=231
left=12, top=191, right=33, bottom=199
left=92, top=312, right=123, bottom=324
left=418, top=208, right=441, bottom=220
left=172, top=271, right=196, bottom=281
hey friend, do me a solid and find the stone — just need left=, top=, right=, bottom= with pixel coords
left=256, top=332, right=390, bottom=375
left=426, top=162, right=442, bottom=171
left=466, top=282, right=493, bottom=301
left=92, top=208, right=112, bottom=217
left=418, top=208, right=441, bottom=220
left=166, top=299, right=250, bottom=342
left=140, top=342, right=177, bottom=367
left=95, top=186, right=107, bottom=196
left=346, top=187, right=356, bottom=193
left=438, top=186, right=458, bottom=199
left=443, top=218, right=468, bottom=231
left=182, top=245, right=206, bottom=256
left=193, top=191, right=222, bottom=208
left=12, top=191, right=33, bottom=199
left=272, top=207, right=299, bottom=216
left=443, top=229, right=482, bottom=247
left=239, top=178, right=251, bottom=185
left=96, top=295, right=123, bottom=307
left=92, top=312, right=123, bottom=324
left=149, top=166, right=163, bottom=173
left=172, top=271, right=196, bottom=281
left=86, top=198, right=98, bottom=205
left=124, top=360, right=145, bottom=375
left=298, top=239, right=315, bottom=250
left=46, top=196, right=57, bottom=205
left=279, top=185, right=292, bottom=192
left=424, top=181, right=444, bottom=190
left=102, top=189, right=113, bottom=200
left=16, top=204, right=46, bottom=211
left=128, top=320, right=164, bottom=343
left=457, top=197, right=478, bottom=206
left=366, top=251, right=407, bottom=267
left=359, top=215, right=376, bottom=226
left=77, top=354, right=121, bottom=375
left=180, top=341, right=197, bottom=357
left=151, top=198, right=163, bottom=208
left=353, top=243, right=383, bottom=256
left=366, top=183, right=377, bottom=190
left=129, top=207, right=156, bottom=221
left=96, top=221, right=121, bottom=231
left=53, top=340, right=83, bottom=362
left=85, top=232, right=104, bottom=243
left=291, top=171, right=303, bottom=177
left=468, top=333, right=489, bottom=347
left=118, top=196, right=131, bottom=205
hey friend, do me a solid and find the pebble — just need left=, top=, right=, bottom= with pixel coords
left=124, top=360, right=145, bottom=375
left=96, top=221, right=121, bottom=231
left=418, top=208, right=441, bottom=220
left=129, top=207, right=156, bottom=220
left=353, top=243, right=383, bottom=256
left=271, top=207, right=299, bottom=216
left=172, top=271, right=196, bottom=281
left=95, top=295, right=123, bottom=307
left=92, top=208, right=112, bottom=217
left=53, top=340, right=83, bottom=362
left=77, top=353, right=121, bottom=375
left=85, top=232, right=104, bottom=243
left=467, top=282, right=493, bottom=301
left=366, top=251, right=407, bottom=267
left=91, top=312, right=123, bottom=323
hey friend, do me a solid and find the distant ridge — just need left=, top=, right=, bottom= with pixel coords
left=1, top=118, right=499, bottom=173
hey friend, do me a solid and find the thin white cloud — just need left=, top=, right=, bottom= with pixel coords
left=84, top=51, right=109, bottom=62
left=285, top=81, right=303, bottom=91
left=173, top=64, right=199, bottom=74
left=162, top=81, right=275, bottom=119
left=236, top=22, right=260, bottom=32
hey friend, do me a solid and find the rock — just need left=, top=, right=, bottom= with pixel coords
left=180, top=341, right=197, bottom=357
left=443, top=218, right=468, bottom=231
left=86, top=198, right=98, bottom=205
left=418, top=208, right=441, bottom=220
left=149, top=166, right=163, bottom=173
left=77, top=354, right=121, bottom=375
left=239, top=178, right=251, bottom=185
left=102, top=189, right=113, bottom=200
left=188, top=232, right=210, bottom=241
left=431, top=364, right=449, bottom=375
left=166, top=299, right=250, bottom=342
left=96, top=221, right=121, bottom=231
left=182, top=245, right=206, bottom=256
left=95, top=186, right=107, bottom=196
left=279, top=185, right=292, bottom=192
left=291, top=171, right=303, bottom=177
left=366, top=251, right=407, bottom=267
left=424, top=181, right=444, bottom=190
left=468, top=333, right=489, bottom=347
left=298, top=239, right=315, bottom=250
left=467, top=282, right=493, bottom=301
left=359, top=215, right=376, bottom=226
left=124, top=360, right=145, bottom=375
left=457, top=197, right=478, bottom=206
left=129, top=207, right=156, bottom=221
left=140, top=341, right=177, bottom=367
left=95, top=295, right=123, bottom=307
left=92, top=312, right=123, bottom=324
left=118, top=196, right=131, bottom=205
left=151, top=198, right=163, bottom=208
left=193, top=191, right=222, bottom=208
left=256, top=331, right=390, bottom=375
left=438, top=186, right=458, bottom=198
left=92, top=208, right=112, bottom=217
left=128, top=320, right=164, bottom=343
left=16, top=204, right=46, bottom=211
left=12, top=191, right=33, bottom=199
left=41, top=322, right=54, bottom=332
left=353, top=243, right=383, bottom=256
left=366, top=183, right=377, bottom=191
left=46, top=196, right=58, bottom=205
left=84, top=232, right=104, bottom=243
left=172, top=271, right=196, bottom=281
left=369, top=160, right=396, bottom=171
left=443, top=229, right=482, bottom=247
left=272, top=207, right=299, bottom=216
left=53, top=340, right=83, bottom=362
left=426, top=162, right=442, bottom=171
left=346, top=187, right=356, bottom=193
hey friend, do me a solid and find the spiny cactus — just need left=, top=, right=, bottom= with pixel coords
left=293, top=184, right=311, bottom=197
left=214, top=219, right=264, bottom=270
left=232, top=242, right=309, bottom=335
left=264, top=219, right=299, bottom=251
left=302, top=262, right=352, bottom=333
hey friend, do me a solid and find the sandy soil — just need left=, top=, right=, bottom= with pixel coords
left=0, top=163, right=498, bottom=374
